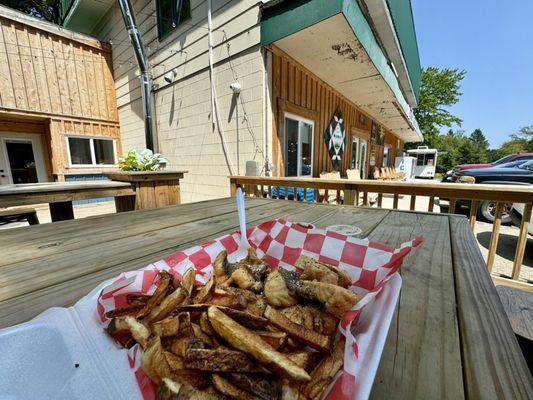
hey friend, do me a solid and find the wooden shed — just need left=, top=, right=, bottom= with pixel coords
left=0, top=6, right=120, bottom=186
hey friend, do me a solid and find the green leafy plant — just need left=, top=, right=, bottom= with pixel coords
left=119, top=149, right=168, bottom=171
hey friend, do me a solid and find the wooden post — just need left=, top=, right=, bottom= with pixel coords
left=230, top=180, right=237, bottom=196
left=511, top=203, right=532, bottom=280
left=323, top=189, right=329, bottom=204
left=469, top=200, right=478, bottom=230
left=428, top=196, right=435, bottom=212
left=377, top=193, right=383, bottom=208
left=363, top=192, right=368, bottom=207
left=336, top=190, right=341, bottom=204
left=344, top=190, right=355, bottom=207
left=486, top=202, right=504, bottom=272
left=49, top=201, right=74, bottom=221
left=393, top=194, right=399, bottom=209
left=410, top=195, right=416, bottom=211
left=449, top=198, right=457, bottom=214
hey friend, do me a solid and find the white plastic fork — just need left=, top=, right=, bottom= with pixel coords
left=234, top=187, right=250, bottom=261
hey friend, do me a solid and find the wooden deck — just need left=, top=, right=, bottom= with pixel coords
left=0, top=198, right=531, bottom=398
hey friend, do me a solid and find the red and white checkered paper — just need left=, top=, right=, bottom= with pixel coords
left=97, top=219, right=422, bottom=400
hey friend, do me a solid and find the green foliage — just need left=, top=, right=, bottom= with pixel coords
left=488, top=126, right=533, bottom=161
left=412, top=67, right=466, bottom=148
left=119, top=149, right=168, bottom=171
left=0, top=0, right=62, bottom=23
left=433, top=128, right=490, bottom=172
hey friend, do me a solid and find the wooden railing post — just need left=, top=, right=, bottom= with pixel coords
left=428, top=196, right=435, bottom=212
left=511, top=203, right=532, bottom=280
left=393, top=194, right=399, bottom=209
left=230, top=180, right=237, bottom=196
left=410, top=195, right=416, bottom=211
left=469, top=200, right=478, bottom=230
left=377, top=193, right=383, bottom=208
left=486, top=202, right=504, bottom=272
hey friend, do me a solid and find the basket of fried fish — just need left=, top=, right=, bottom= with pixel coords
left=105, top=247, right=359, bottom=400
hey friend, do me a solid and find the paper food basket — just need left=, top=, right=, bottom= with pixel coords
left=0, top=219, right=421, bottom=400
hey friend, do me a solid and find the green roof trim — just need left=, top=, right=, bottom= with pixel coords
left=385, top=0, right=422, bottom=101
left=260, top=0, right=343, bottom=46
left=261, top=0, right=417, bottom=132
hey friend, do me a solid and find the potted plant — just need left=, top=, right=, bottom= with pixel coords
left=118, top=149, right=168, bottom=171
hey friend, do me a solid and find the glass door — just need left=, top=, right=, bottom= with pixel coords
left=0, top=134, right=47, bottom=185
left=284, top=113, right=314, bottom=177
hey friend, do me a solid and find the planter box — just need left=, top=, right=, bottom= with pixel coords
left=105, top=171, right=187, bottom=211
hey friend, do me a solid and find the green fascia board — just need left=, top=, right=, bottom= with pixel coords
left=260, top=0, right=343, bottom=46
left=261, top=0, right=416, bottom=133
left=385, top=0, right=421, bottom=101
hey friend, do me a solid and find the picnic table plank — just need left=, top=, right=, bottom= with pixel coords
left=369, top=211, right=464, bottom=399
left=449, top=216, right=533, bottom=399
left=495, top=286, right=533, bottom=341
left=0, top=201, right=387, bottom=328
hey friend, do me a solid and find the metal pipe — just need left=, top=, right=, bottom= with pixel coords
left=118, top=0, right=154, bottom=150
left=207, top=0, right=216, bottom=131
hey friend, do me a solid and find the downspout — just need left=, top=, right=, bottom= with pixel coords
left=118, top=0, right=154, bottom=151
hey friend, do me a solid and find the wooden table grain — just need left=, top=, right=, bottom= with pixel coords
left=0, top=198, right=531, bottom=399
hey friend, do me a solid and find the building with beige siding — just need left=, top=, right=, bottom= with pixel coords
left=62, top=0, right=423, bottom=203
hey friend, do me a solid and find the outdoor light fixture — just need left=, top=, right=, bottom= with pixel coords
left=229, top=82, right=241, bottom=96
left=164, top=70, right=177, bottom=83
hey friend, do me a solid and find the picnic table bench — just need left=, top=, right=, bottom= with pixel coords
left=0, top=198, right=531, bottom=398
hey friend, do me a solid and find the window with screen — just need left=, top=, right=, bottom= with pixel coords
left=156, top=0, right=191, bottom=39
left=67, top=137, right=116, bottom=166
left=284, top=114, right=314, bottom=177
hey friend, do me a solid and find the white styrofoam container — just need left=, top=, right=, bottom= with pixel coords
left=0, top=274, right=401, bottom=400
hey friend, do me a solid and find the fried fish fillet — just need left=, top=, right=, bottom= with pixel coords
left=295, top=255, right=351, bottom=288
left=264, top=269, right=299, bottom=307
left=295, top=281, right=358, bottom=319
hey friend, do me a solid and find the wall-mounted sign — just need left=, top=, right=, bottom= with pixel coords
left=323, top=107, right=345, bottom=168
left=369, top=156, right=376, bottom=166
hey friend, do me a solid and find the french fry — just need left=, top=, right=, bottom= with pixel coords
left=185, top=348, right=264, bottom=372
left=104, top=305, right=142, bottom=319
left=226, top=373, right=279, bottom=400
left=127, top=293, right=152, bottom=306
left=207, top=306, right=310, bottom=382
left=181, top=268, right=196, bottom=296
left=193, top=276, right=215, bottom=303
left=300, top=338, right=345, bottom=399
left=146, top=287, right=188, bottom=323
left=137, top=272, right=172, bottom=318
left=152, top=315, right=181, bottom=337
left=264, top=306, right=331, bottom=354
left=285, top=350, right=318, bottom=371
left=212, top=374, right=263, bottom=400
left=253, top=331, right=287, bottom=350
left=142, top=336, right=171, bottom=384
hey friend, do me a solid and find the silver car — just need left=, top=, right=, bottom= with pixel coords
left=510, top=203, right=533, bottom=235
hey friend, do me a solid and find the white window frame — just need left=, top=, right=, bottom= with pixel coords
left=284, top=112, right=314, bottom=178
left=65, top=136, right=118, bottom=168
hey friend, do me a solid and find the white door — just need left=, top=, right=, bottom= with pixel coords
left=0, top=133, right=48, bottom=185
left=360, top=139, right=368, bottom=179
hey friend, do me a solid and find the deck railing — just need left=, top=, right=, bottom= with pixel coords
left=229, top=176, right=533, bottom=288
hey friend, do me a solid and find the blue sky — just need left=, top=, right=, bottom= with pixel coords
left=411, top=0, right=533, bottom=148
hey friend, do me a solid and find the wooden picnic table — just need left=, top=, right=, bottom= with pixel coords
left=0, top=198, right=531, bottom=398
left=0, top=181, right=135, bottom=221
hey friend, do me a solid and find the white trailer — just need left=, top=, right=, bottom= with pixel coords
left=406, top=146, right=438, bottom=179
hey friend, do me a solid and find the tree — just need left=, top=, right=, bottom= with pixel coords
left=461, top=129, right=489, bottom=164
left=0, top=0, right=62, bottom=24
left=412, top=67, right=466, bottom=148
left=489, top=125, right=533, bottom=161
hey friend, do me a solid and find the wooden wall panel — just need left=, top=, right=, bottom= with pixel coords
left=0, top=15, right=117, bottom=123
left=269, top=46, right=404, bottom=178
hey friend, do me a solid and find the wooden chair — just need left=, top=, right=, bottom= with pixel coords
left=346, top=169, right=361, bottom=181
left=0, top=207, right=39, bottom=226
left=318, top=171, right=342, bottom=203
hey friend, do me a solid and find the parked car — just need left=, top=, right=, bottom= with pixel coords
left=441, top=153, right=533, bottom=182
left=510, top=203, right=533, bottom=236
left=440, top=160, right=533, bottom=223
